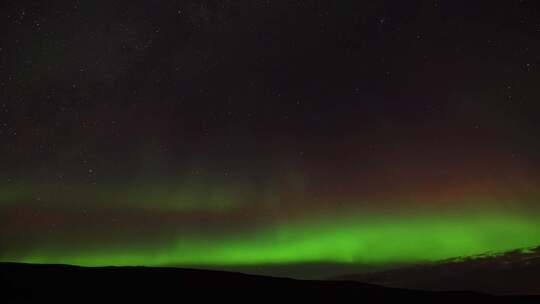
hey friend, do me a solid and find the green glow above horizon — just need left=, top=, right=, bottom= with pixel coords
left=3, top=180, right=540, bottom=268
left=10, top=209, right=540, bottom=267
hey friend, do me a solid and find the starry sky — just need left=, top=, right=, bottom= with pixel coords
left=2, top=0, right=540, bottom=277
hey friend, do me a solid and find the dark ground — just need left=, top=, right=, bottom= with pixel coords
left=1, top=262, right=539, bottom=303
left=336, top=246, right=540, bottom=295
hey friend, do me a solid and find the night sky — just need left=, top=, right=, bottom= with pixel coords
left=2, top=0, right=540, bottom=276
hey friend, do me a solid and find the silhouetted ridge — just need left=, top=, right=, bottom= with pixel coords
left=335, top=245, right=540, bottom=295
left=1, top=262, right=538, bottom=303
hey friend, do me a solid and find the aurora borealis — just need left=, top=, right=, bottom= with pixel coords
left=3, top=166, right=540, bottom=270
left=2, top=0, right=540, bottom=278
left=11, top=208, right=540, bottom=267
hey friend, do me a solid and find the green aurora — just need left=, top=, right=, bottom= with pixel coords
left=2, top=176, right=540, bottom=270
left=8, top=206, right=540, bottom=267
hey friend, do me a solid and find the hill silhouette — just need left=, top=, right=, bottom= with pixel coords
left=335, top=246, right=540, bottom=295
left=2, top=262, right=538, bottom=303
